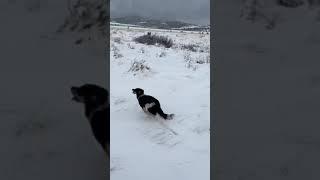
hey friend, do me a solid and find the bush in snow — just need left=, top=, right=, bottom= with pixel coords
left=111, top=45, right=123, bottom=59
left=139, top=47, right=145, bottom=54
left=181, top=44, right=200, bottom=52
left=183, top=52, right=196, bottom=70
left=56, top=0, right=107, bottom=35
left=240, top=0, right=263, bottom=23
left=158, top=51, right=166, bottom=58
left=240, top=0, right=281, bottom=30
left=128, top=60, right=151, bottom=74
left=157, top=36, right=173, bottom=48
left=127, top=43, right=135, bottom=49
left=134, top=33, right=173, bottom=48
left=113, top=37, right=122, bottom=44
left=277, top=0, right=304, bottom=8
left=186, top=61, right=198, bottom=71
left=113, top=51, right=123, bottom=59
left=195, top=55, right=210, bottom=64
left=184, top=52, right=192, bottom=62
left=199, top=45, right=210, bottom=53
left=183, top=52, right=209, bottom=70
left=264, top=13, right=281, bottom=30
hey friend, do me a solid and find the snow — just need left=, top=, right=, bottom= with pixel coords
left=110, top=26, right=210, bottom=179
left=215, top=0, right=320, bottom=179
left=0, top=1, right=107, bottom=179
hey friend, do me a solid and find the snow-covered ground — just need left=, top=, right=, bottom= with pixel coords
left=0, top=1, right=107, bottom=179
left=110, top=26, right=210, bottom=179
left=215, top=0, right=320, bottom=179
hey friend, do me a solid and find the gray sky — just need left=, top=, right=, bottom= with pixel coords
left=110, top=0, right=210, bottom=25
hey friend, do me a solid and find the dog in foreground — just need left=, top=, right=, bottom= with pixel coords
left=71, top=84, right=109, bottom=158
left=132, top=88, right=174, bottom=120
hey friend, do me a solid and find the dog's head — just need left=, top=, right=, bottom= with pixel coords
left=71, top=84, right=109, bottom=105
left=132, top=88, right=144, bottom=97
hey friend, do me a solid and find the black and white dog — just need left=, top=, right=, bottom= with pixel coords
left=132, top=88, right=174, bottom=120
left=70, top=84, right=109, bottom=158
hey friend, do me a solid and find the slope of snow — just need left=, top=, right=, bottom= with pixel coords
left=110, top=27, right=210, bottom=179
left=0, top=1, right=107, bottom=179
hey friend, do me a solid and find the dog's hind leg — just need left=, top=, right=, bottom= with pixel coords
left=147, top=106, right=157, bottom=116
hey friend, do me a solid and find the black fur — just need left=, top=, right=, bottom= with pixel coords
left=132, top=88, right=174, bottom=120
left=71, top=84, right=109, bottom=157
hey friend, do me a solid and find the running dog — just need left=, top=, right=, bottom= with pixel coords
left=132, top=88, right=174, bottom=120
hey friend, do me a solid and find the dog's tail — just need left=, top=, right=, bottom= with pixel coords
left=158, top=107, right=174, bottom=120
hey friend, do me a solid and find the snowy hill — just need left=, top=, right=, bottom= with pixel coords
left=111, top=15, right=195, bottom=29
left=111, top=15, right=210, bottom=32
left=110, top=26, right=210, bottom=179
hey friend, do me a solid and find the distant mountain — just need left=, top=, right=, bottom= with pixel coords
left=111, top=15, right=210, bottom=31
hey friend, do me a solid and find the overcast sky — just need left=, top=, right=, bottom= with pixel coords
left=110, top=0, right=210, bottom=25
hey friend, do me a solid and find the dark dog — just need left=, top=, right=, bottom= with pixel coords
left=71, top=84, right=109, bottom=158
left=132, top=88, right=174, bottom=120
